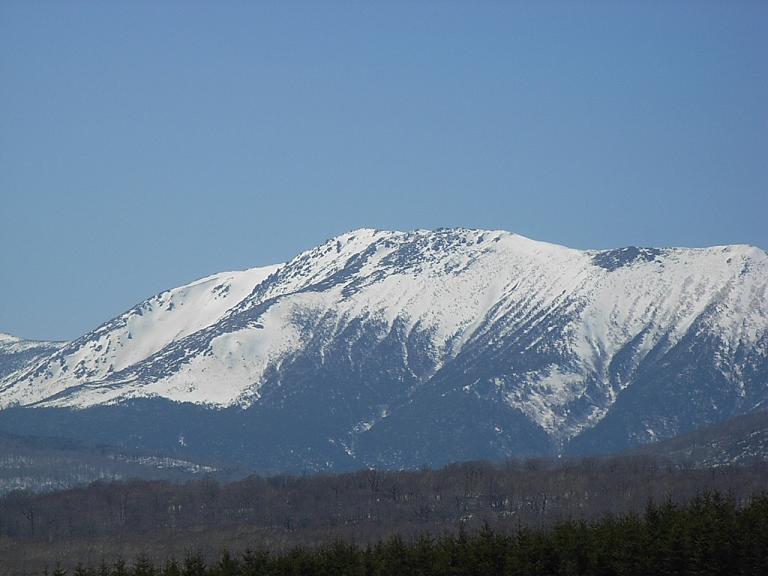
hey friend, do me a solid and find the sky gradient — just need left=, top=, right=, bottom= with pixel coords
left=2, top=1, right=767, bottom=341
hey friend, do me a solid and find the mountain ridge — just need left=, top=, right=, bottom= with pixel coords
left=0, top=333, right=66, bottom=382
left=1, top=228, right=766, bottom=470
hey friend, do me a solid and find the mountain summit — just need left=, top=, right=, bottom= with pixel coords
left=1, top=229, right=766, bottom=470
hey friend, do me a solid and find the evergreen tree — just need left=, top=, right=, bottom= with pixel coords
left=25, top=490, right=768, bottom=576
left=161, top=560, right=182, bottom=576
left=240, top=549, right=269, bottom=576
left=112, top=558, right=129, bottom=576
left=132, top=554, right=156, bottom=576
left=213, top=551, right=240, bottom=576
left=182, top=553, right=206, bottom=576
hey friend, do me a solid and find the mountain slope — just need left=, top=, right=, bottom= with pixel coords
left=1, top=229, right=766, bottom=470
left=0, top=430, right=220, bottom=494
left=0, top=265, right=279, bottom=407
left=0, top=333, right=65, bottom=381
left=635, top=409, right=768, bottom=466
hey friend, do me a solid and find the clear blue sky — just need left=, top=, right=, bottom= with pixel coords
left=1, top=1, right=766, bottom=341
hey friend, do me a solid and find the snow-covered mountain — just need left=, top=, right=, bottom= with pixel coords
left=0, top=333, right=65, bottom=381
left=0, top=264, right=279, bottom=407
left=1, top=228, right=766, bottom=470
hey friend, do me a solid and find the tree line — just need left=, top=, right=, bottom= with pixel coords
left=2, top=455, right=767, bottom=574
left=38, top=492, right=768, bottom=576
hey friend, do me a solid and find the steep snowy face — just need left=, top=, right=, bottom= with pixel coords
left=232, top=228, right=588, bottom=356
left=0, top=265, right=280, bottom=407
left=1, top=229, right=766, bottom=461
left=580, top=245, right=768, bottom=359
left=471, top=243, right=768, bottom=443
left=43, top=228, right=592, bottom=408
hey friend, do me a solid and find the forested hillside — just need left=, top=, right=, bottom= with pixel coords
left=14, top=493, right=768, bottom=575
left=2, top=455, right=766, bottom=574
left=0, top=432, right=223, bottom=494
